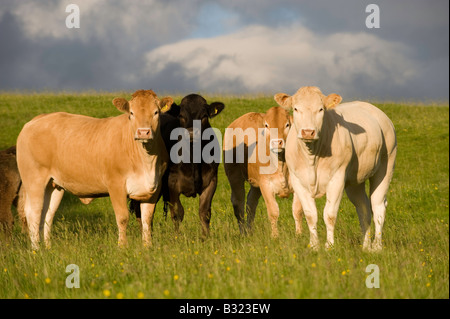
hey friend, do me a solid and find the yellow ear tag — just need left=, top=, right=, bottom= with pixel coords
left=214, top=108, right=218, bottom=115
left=161, top=104, right=169, bottom=112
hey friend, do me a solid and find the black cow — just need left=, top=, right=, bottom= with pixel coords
left=130, top=94, right=225, bottom=237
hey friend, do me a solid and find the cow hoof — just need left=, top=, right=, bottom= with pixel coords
left=117, top=240, right=128, bottom=248
left=307, top=242, right=319, bottom=251
left=362, top=243, right=372, bottom=252
left=369, top=243, right=383, bottom=252
left=200, top=233, right=210, bottom=242
left=143, top=241, right=153, bottom=248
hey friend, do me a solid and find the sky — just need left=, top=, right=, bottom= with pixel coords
left=0, top=0, right=448, bottom=101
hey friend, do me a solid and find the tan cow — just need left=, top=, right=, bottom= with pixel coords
left=223, top=107, right=303, bottom=237
left=275, top=86, right=397, bottom=251
left=16, top=90, right=173, bottom=249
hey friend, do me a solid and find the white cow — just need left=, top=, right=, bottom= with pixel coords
left=275, top=86, right=397, bottom=251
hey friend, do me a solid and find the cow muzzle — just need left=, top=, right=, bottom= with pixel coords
left=298, top=129, right=317, bottom=142
left=135, top=128, right=153, bottom=142
left=270, top=138, right=285, bottom=153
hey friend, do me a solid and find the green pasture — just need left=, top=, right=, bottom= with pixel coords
left=0, top=92, right=448, bottom=299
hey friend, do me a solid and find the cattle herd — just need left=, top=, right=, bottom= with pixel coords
left=0, top=86, right=397, bottom=252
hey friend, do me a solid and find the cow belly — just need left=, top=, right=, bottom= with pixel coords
left=51, top=172, right=107, bottom=197
left=176, top=175, right=197, bottom=197
left=350, top=133, right=383, bottom=184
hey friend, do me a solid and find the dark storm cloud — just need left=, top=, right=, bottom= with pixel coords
left=0, top=9, right=138, bottom=91
left=0, top=0, right=448, bottom=101
left=0, top=11, right=33, bottom=89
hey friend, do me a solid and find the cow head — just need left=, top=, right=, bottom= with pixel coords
left=262, top=107, right=291, bottom=154
left=274, top=86, right=342, bottom=142
left=166, top=94, right=225, bottom=140
left=113, top=90, right=173, bottom=143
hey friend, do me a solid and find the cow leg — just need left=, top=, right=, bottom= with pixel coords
left=199, top=179, right=217, bottom=239
left=108, top=185, right=129, bottom=247
left=227, top=170, right=246, bottom=234
left=23, top=177, right=50, bottom=250
left=369, top=151, right=396, bottom=252
left=42, top=184, right=64, bottom=249
left=140, top=200, right=158, bottom=247
left=292, top=193, right=303, bottom=236
left=323, top=174, right=345, bottom=249
left=345, top=183, right=372, bottom=251
left=290, top=176, right=319, bottom=249
left=245, top=186, right=261, bottom=233
left=259, top=184, right=280, bottom=238
left=0, top=192, right=15, bottom=241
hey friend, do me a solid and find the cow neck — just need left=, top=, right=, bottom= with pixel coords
left=140, top=138, right=160, bottom=156
left=297, top=137, right=325, bottom=169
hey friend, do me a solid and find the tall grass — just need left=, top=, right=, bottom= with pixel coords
left=0, top=93, right=448, bottom=299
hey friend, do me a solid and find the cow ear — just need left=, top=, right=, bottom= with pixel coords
left=323, top=93, right=342, bottom=109
left=159, top=97, right=174, bottom=113
left=113, top=98, right=129, bottom=113
left=166, top=102, right=180, bottom=117
left=207, top=102, right=225, bottom=118
left=274, top=93, right=292, bottom=110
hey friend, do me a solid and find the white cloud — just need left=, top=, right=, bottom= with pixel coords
left=144, top=23, right=417, bottom=97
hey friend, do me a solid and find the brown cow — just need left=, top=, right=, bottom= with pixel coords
left=16, top=90, right=173, bottom=249
left=223, top=107, right=303, bottom=237
left=0, top=146, right=25, bottom=239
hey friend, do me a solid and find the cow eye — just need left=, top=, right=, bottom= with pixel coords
left=319, top=108, right=324, bottom=112
left=130, top=111, right=134, bottom=116
left=264, top=123, right=269, bottom=128
left=154, top=110, right=159, bottom=116
left=285, top=123, right=290, bottom=128
left=294, top=108, right=298, bottom=112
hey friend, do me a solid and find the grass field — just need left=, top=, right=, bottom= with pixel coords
left=0, top=92, right=448, bottom=299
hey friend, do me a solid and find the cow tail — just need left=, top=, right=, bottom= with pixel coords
left=163, top=201, right=168, bottom=219
left=161, top=170, right=170, bottom=220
